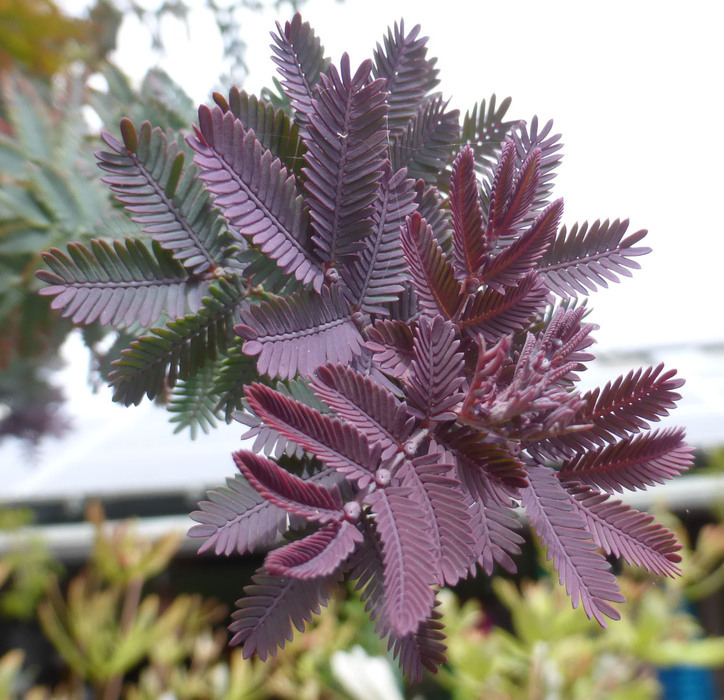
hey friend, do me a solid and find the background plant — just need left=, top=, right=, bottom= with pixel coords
left=36, top=11, right=693, bottom=682
left=2, top=506, right=724, bottom=699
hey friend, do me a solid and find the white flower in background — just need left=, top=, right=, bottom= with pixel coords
left=331, top=646, right=405, bottom=700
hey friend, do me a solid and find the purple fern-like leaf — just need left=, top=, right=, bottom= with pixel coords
left=270, top=14, right=329, bottom=133
left=406, top=316, right=465, bottom=422
left=265, top=520, right=364, bottom=579
left=568, top=363, right=684, bottom=451
left=461, top=95, right=517, bottom=175
left=189, top=104, right=324, bottom=289
left=539, top=219, right=650, bottom=298
left=390, top=94, right=460, bottom=184
left=477, top=497, right=524, bottom=575
left=522, top=465, right=624, bottom=626
left=484, top=141, right=545, bottom=241
left=480, top=198, right=563, bottom=293
left=569, top=485, right=682, bottom=577
left=373, top=20, right=439, bottom=135
left=304, top=55, right=389, bottom=265
left=458, top=271, right=549, bottom=341
left=366, top=319, right=416, bottom=379
left=401, top=212, right=462, bottom=320
left=37, top=238, right=197, bottom=328
left=437, top=440, right=522, bottom=575
left=510, top=117, right=563, bottom=222
left=245, top=383, right=382, bottom=488
left=557, top=427, right=693, bottom=493
left=414, top=180, right=451, bottom=247
left=311, top=363, right=416, bottom=460
left=233, top=450, right=345, bottom=522
left=97, top=121, right=228, bottom=276
left=446, top=428, right=528, bottom=491
left=189, top=474, right=289, bottom=556
left=340, top=162, right=417, bottom=314
left=400, top=453, right=478, bottom=585
left=387, top=601, right=447, bottom=682
left=347, top=518, right=388, bottom=629
left=449, top=145, right=486, bottom=279
left=367, top=485, right=439, bottom=636
left=236, top=285, right=363, bottom=380
left=484, top=140, right=516, bottom=240
left=229, top=570, right=338, bottom=659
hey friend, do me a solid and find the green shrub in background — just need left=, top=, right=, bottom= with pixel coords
left=2, top=505, right=724, bottom=699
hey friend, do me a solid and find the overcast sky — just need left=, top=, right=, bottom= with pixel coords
left=100, top=0, right=724, bottom=351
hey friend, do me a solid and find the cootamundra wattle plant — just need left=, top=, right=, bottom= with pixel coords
left=36, top=14, right=693, bottom=680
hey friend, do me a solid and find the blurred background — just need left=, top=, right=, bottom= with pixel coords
left=1, top=0, right=723, bottom=697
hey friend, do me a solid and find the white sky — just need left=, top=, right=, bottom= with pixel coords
left=4, top=0, right=722, bottom=498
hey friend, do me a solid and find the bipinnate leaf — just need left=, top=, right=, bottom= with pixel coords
left=168, top=361, right=220, bottom=437
left=448, top=428, right=528, bottom=492
left=304, top=54, right=389, bottom=264
left=566, top=363, right=684, bottom=451
left=414, top=180, right=450, bottom=248
left=510, top=117, right=563, bottom=221
left=484, top=141, right=544, bottom=241
left=265, top=520, right=364, bottom=579
left=236, top=285, right=364, bottom=380
left=311, top=363, right=416, bottom=460
left=449, top=145, right=486, bottom=279
left=340, top=162, right=417, bottom=314
left=539, top=306, right=597, bottom=372
left=98, top=120, right=227, bottom=275
left=214, top=87, right=305, bottom=177
left=480, top=198, right=563, bottom=292
left=189, top=474, right=289, bottom=556
left=401, top=453, right=478, bottom=585
left=521, top=465, right=624, bottom=626
left=367, top=485, right=438, bottom=636
left=390, top=94, right=460, bottom=184
left=232, top=378, right=332, bottom=460
left=233, top=450, right=344, bottom=523
left=387, top=602, right=447, bottom=682
left=108, top=278, right=242, bottom=405
left=557, top=427, right=693, bottom=493
left=373, top=20, right=439, bottom=135
left=569, top=485, right=682, bottom=577
left=347, top=518, right=388, bottom=627
left=245, top=383, right=382, bottom=488
left=366, top=319, right=415, bottom=379
left=401, top=212, right=462, bottom=320
left=458, top=271, right=548, bottom=341
left=439, top=439, right=522, bottom=576
left=270, top=13, right=329, bottom=132
left=406, top=316, right=465, bottom=422
left=189, top=104, right=324, bottom=289
left=460, top=95, right=517, bottom=174
left=37, top=238, right=195, bottom=328
left=539, top=219, right=650, bottom=298
left=477, top=497, right=524, bottom=575
left=229, top=570, right=338, bottom=659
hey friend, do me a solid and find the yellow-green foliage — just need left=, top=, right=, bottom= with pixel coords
left=4, top=504, right=724, bottom=699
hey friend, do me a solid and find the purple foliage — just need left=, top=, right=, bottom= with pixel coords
left=36, top=11, right=693, bottom=683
